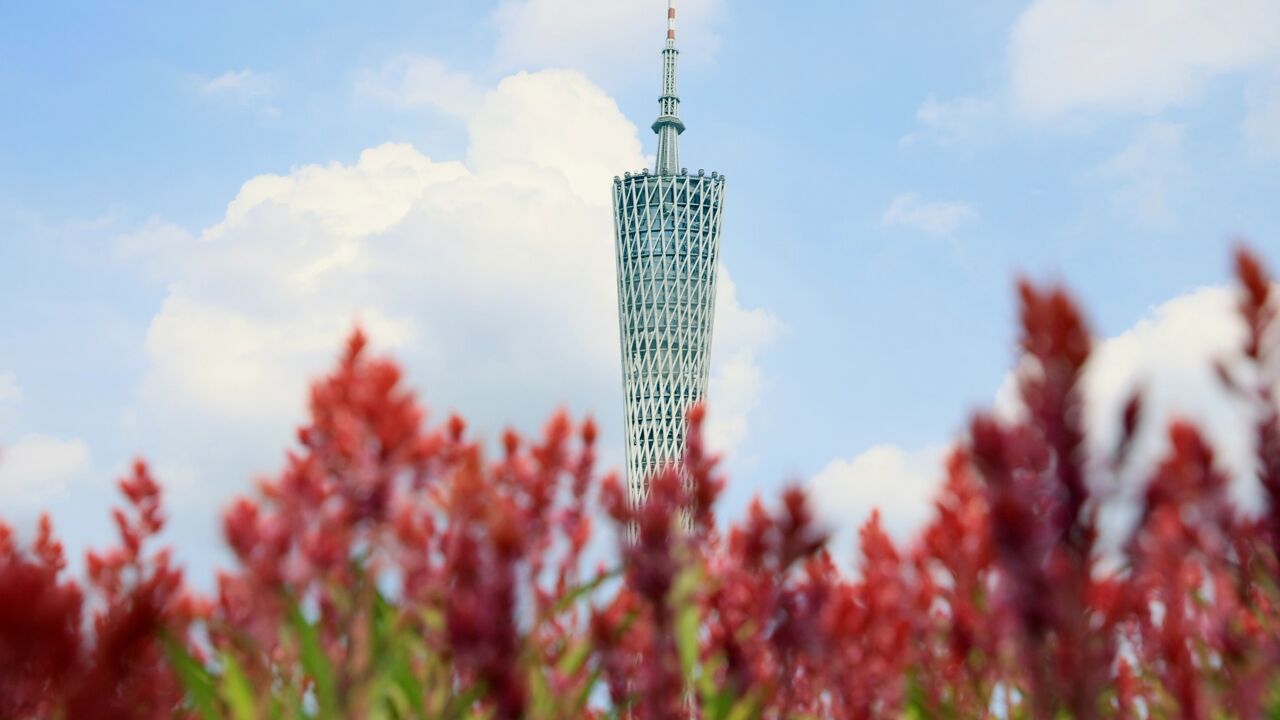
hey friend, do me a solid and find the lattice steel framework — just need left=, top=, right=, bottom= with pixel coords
left=613, top=0, right=726, bottom=505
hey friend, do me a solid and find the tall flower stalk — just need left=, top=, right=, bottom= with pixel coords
left=0, top=247, right=1277, bottom=718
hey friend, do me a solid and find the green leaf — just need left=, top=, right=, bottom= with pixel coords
left=289, top=603, right=339, bottom=719
left=573, top=667, right=604, bottom=714
left=671, top=565, right=704, bottom=687
left=675, top=598, right=700, bottom=680
left=1266, top=678, right=1280, bottom=720
left=899, top=670, right=931, bottom=720
left=543, top=568, right=621, bottom=621
left=219, top=652, right=258, bottom=720
left=370, top=678, right=410, bottom=720
left=380, top=641, right=426, bottom=719
left=368, top=589, right=426, bottom=717
left=161, top=633, right=221, bottom=720
left=266, top=682, right=285, bottom=720
left=420, top=606, right=446, bottom=634
left=695, top=652, right=726, bottom=707
left=529, top=665, right=553, bottom=716
left=725, top=697, right=761, bottom=720
left=555, top=640, right=593, bottom=677
left=703, top=688, right=735, bottom=720
left=443, top=683, right=488, bottom=720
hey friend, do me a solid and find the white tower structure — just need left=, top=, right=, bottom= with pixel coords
left=613, top=0, right=726, bottom=505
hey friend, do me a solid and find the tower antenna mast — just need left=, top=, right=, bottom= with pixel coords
left=654, top=0, right=684, bottom=176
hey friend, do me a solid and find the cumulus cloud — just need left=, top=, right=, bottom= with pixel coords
left=1098, top=122, right=1187, bottom=230
left=1080, top=287, right=1259, bottom=505
left=809, top=444, right=949, bottom=562
left=125, top=69, right=775, bottom=514
left=706, top=272, right=781, bottom=458
left=0, top=435, right=92, bottom=510
left=809, top=283, right=1270, bottom=552
left=1009, top=0, right=1280, bottom=119
left=0, top=373, right=97, bottom=511
left=355, top=56, right=483, bottom=119
left=881, top=193, right=978, bottom=238
left=465, top=71, right=646, bottom=200
left=490, top=0, right=726, bottom=83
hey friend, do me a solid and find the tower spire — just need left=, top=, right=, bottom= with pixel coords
left=653, top=0, right=684, bottom=176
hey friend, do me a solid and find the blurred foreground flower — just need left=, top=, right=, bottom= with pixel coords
left=0, top=246, right=1277, bottom=718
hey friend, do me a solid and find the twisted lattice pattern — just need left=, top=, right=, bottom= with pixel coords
left=613, top=172, right=725, bottom=505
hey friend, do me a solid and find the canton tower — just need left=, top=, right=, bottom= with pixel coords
left=613, top=0, right=726, bottom=505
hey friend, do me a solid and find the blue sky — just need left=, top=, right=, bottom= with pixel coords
left=3, top=0, right=1279, bottom=574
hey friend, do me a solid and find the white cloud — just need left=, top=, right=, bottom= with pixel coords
left=466, top=70, right=646, bottom=200
left=490, top=0, right=726, bottom=83
left=197, top=68, right=279, bottom=117
left=201, top=70, right=262, bottom=95
left=706, top=271, right=781, bottom=457
left=810, top=284, right=1273, bottom=551
left=0, top=374, right=92, bottom=509
left=115, top=218, right=198, bottom=278
left=810, top=444, right=950, bottom=564
left=0, top=372, right=20, bottom=435
left=355, top=56, right=483, bottom=119
left=1080, top=287, right=1260, bottom=507
left=881, top=193, right=978, bottom=238
left=0, top=374, right=96, bottom=512
left=1099, top=122, right=1187, bottom=230
left=126, top=69, right=775, bottom=510
left=1009, top=0, right=1280, bottom=119
left=0, top=434, right=92, bottom=510
left=900, top=94, right=997, bottom=148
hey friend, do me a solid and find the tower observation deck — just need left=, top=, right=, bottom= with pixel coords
left=612, top=0, right=726, bottom=506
